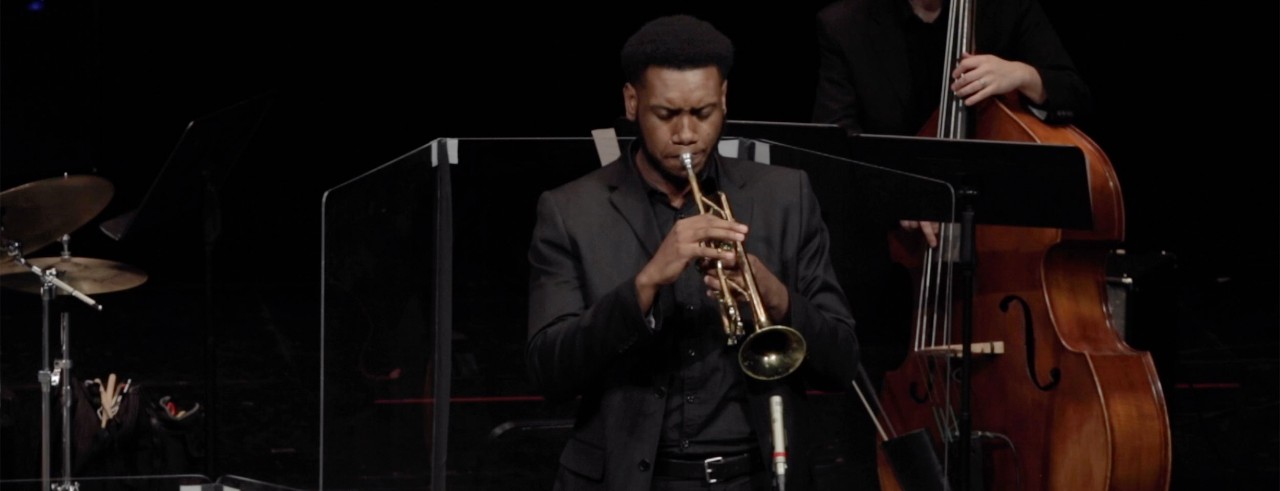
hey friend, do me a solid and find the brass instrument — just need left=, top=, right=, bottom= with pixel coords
left=681, top=153, right=807, bottom=380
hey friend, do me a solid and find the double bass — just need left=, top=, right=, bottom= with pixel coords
left=868, top=0, right=1173, bottom=489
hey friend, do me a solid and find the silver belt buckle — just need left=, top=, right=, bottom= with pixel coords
left=703, top=456, right=724, bottom=483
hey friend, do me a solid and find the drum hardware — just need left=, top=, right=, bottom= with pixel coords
left=1, top=175, right=146, bottom=491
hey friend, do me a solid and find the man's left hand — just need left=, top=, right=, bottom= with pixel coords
left=950, top=52, right=1045, bottom=106
left=703, top=253, right=789, bottom=323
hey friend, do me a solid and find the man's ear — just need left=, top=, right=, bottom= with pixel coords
left=623, top=83, right=638, bottom=121
left=720, top=80, right=728, bottom=116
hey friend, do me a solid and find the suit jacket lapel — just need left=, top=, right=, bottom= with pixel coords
left=718, top=156, right=755, bottom=229
left=607, top=156, right=663, bottom=257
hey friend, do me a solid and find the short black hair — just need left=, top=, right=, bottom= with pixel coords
left=620, top=15, right=734, bottom=86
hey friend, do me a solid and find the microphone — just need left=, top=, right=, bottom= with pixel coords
left=769, top=395, right=787, bottom=491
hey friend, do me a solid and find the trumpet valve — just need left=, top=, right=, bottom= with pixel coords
left=720, top=304, right=742, bottom=345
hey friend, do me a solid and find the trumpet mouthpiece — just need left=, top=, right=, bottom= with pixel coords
left=680, top=152, right=694, bottom=171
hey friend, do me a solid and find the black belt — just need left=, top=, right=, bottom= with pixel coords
left=654, top=453, right=757, bottom=483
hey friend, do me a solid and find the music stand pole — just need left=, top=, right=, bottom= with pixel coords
left=203, top=171, right=220, bottom=477
left=956, top=203, right=976, bottom=491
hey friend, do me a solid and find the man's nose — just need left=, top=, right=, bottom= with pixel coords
left=672, top=116, right=697, bottom=145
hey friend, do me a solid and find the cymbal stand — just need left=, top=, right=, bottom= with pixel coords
left=6, top=236, right=100, bottom=491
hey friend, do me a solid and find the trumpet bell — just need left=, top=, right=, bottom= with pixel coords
left=739, top=325, right=808, bottom=380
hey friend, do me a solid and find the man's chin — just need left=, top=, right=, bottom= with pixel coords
left=661, top=169, right=690, bottom=188
left=640, top=146, right=699, bottom=186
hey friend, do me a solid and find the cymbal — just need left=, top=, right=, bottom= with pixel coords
left=0, top=175, right=114, bottom=263
left=0, top=256, right=147, bottom=295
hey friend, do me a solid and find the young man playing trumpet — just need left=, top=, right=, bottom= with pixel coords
left=526, top=15, right=860, bottom=490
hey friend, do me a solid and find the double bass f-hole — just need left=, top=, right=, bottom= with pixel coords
left=999, top=295, right=1060, bottom=391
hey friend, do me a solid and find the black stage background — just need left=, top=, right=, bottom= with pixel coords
left=1, top=1, right=1276, bottom=489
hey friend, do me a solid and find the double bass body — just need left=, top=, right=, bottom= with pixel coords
left=876, top=97, right=1173, bottom=490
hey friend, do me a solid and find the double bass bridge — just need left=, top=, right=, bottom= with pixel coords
left=917, top=341, right=1005, bottom=357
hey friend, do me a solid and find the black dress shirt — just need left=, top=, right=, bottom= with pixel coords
left=634, top=152, right=758, bottom=458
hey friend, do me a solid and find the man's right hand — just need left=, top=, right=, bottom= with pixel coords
left=635, top=214, right=747, bottom=312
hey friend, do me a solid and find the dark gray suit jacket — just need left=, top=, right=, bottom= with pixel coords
left=526, top=152, right=859, bottom=490
left=813, top=0, right=1092, bottom=135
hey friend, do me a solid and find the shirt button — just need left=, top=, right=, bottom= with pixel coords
left=686, top=305, right=696, bottom=311
left=681, top=440, right=690, bottom=449
left=685, top=394, right=696, bottom=403
left=639, top=459, right=651, bottom=471
left=687, top=349, right=696, bottom=357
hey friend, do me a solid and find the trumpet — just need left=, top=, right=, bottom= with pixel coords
left=681, top=153, right=808, bottom=380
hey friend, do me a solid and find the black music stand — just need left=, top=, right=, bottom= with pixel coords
left=844, top=133, right=1092, bottom=229
left=100, top=94, right=271, bottom=241
left=719, top=124, right=1092, bottom=228
left=724, top=120, right=850, bottom=157
left=98, top=94, right=271, bottom=476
